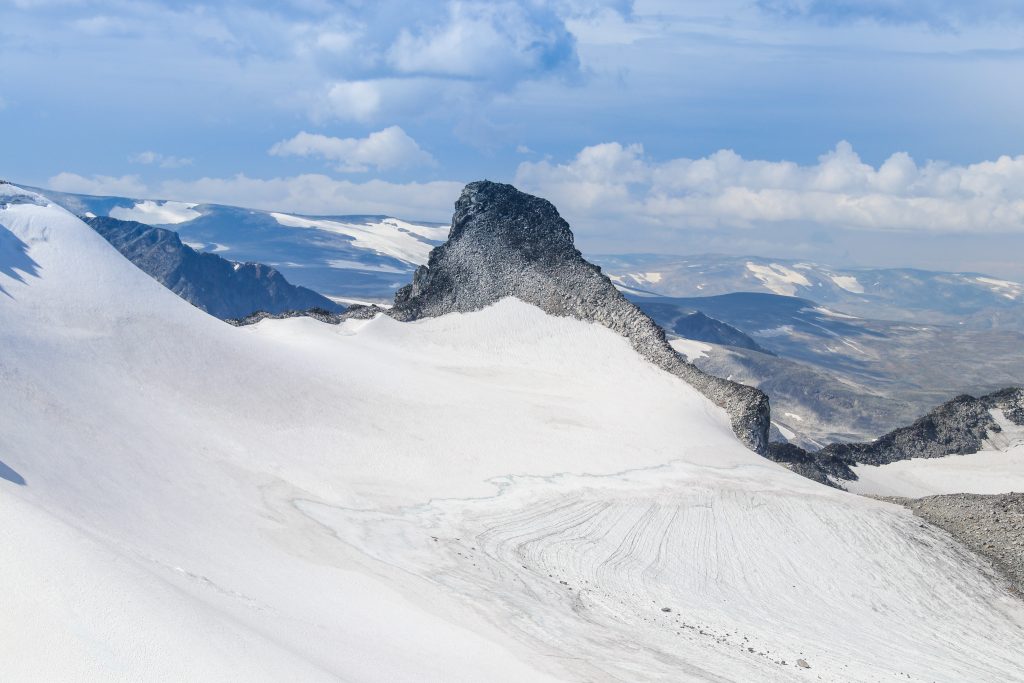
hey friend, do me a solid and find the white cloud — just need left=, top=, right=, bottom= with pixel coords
left=130, top=151, right=193, bottom=169
left=515, top=141, right=1024, bottom=234
left=48, top=172, right=148, bottom=197
left=387, top=2, right=577, bottom=79
left=269, top=126, right=434, bottom=172
left=47, top=171, right=462, bottom=221
left=322, top=81, right=382, bottom=122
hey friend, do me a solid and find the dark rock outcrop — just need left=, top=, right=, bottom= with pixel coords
left=227, top=303, right=385, bottom=327
left=388, top=181, right=771, bottom=453
left=767, top=387, right=1024, bottom=487
left=820, top=388, right=1024, bottom=466
left=88, top=216, right=343, bottom=319
left=765, top=442, right=855, bottom=487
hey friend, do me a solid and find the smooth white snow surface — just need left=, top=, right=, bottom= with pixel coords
left=828, top=273, right=865, bottom=293
left=109, top=199, right=201, bottom=225
left=271, top=211, right=437, bottom=265
left=669, top=337, right=712, bottom=361
left=975, top=276, right=1023, bottom=300
left=848, top=409, right=1024, bottom=497
left=4, top=185, right=1024, bottom=681
left=745, top=262, right=811, bottom=296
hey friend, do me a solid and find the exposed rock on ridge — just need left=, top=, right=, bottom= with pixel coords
left=389, top=181, right=771, bottom=453
left=820, top=387, right=1024, bottom=466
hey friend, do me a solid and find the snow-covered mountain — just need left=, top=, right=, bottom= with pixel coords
left=39, top=187, right=447, bottom=302
left=88, top=215, right=342, bottom=319
left=39, top=189, right=1024, bottom=333
left=5, top=181, right=1024, bottom=680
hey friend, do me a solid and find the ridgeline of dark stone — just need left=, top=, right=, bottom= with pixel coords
left=227, top=304, right=384, bottom=327
left=820, top=388, right=1024, bottom=466
left=88, top=216, right=343, bottom=320
left=387, top=180, right=771, bottom=453
left=764, top=443, right=856, bottom=488
left=767, top=388, right=1024, bottom=487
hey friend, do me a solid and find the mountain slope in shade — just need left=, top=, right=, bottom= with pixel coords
left=87, top=215, right=343, bottom=319
left=5, top=183, right=1024, bottom=680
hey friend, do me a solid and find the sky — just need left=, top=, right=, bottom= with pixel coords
left=3, top=0, right=1024, bottom=277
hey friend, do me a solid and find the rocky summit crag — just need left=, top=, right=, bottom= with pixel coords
left=390, top=181, right=771, bottom=453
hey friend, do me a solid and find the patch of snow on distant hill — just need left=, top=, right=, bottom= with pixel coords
left=109, top=200, right=200, bottom=225
left=745, top=262, right=811, bottom=296
left=328, top=259, right=408, bottom=273
left=975, top=276, right=1023, bottom=300
left=271, top=212, right=434, bottom=265
left=669, top=337, right=711, bottom=361
left=829, top=273, right=865, bottom=293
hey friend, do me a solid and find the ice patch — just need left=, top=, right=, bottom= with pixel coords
left=327, top=259, right=408, bottom=274
left=975, top=276, right=1023, bottom=300
left=753, top=324, right=795, bottom=338
left=772, top=421, right=797, bottom=440
left=813, top=306, right=859, bottom=320
left=829, top=274, right=865, bottom=294
left=669, top=338, right=712, bottom=361
left=109, top=200, right=200, bottom=225
left=745, top=262, right=811, bottom=296
left=271, top=213, right=434, bottom=265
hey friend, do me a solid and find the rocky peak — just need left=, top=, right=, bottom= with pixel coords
left=390, top=181, right=771, bottom=453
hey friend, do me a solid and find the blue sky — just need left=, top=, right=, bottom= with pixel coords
left=3, top=0, right=1024, bottom=276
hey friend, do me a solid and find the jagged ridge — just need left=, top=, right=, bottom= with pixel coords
left=389, top=181, right=771, bottom=453
left=820, top=387, right=1024, bottom=466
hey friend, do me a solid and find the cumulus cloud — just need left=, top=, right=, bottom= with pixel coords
left=269, top=126, right=435, bottom=172
left=321, top=81, right=383, bottom=122
left=47, top=171, right=462, bottom=221
left=515, top=141, right=1024, bottom=234
left=130, top=151, right=193, bottom=169
left=387, top=2, right=577, bottom=80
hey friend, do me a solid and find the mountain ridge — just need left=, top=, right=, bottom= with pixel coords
left=87, top=215, right=343, bottom=319
left=389, top=180, right=772, bottom=453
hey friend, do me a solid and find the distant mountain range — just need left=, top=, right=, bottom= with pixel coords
left=39, top=188, right=446, bottom=302
left=636, top=292, right=1024, bottom=447
left=40, top=189, right=1024, bottom=332
left=598, top=253, right=1024, bottom=330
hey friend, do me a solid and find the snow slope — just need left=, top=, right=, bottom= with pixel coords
left=3, top=185, right=1024, bottom=681
left=109, top=199, right=201, bottom=224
